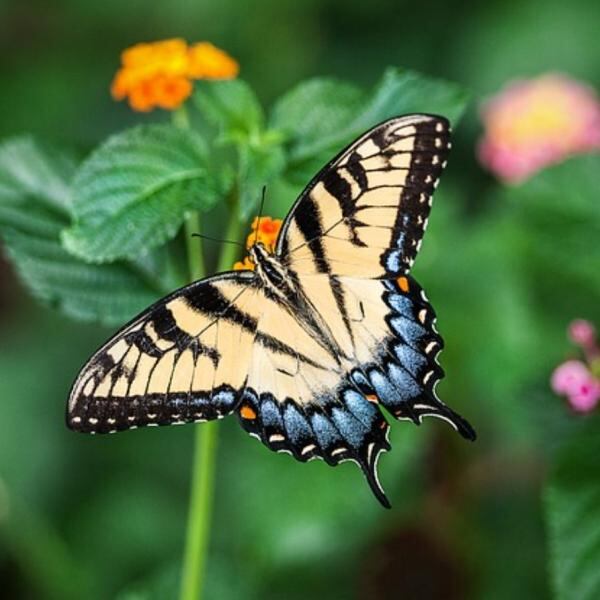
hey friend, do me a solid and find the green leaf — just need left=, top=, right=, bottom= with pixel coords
left=238, top=141, right=287, bottom=218
left=63, top=124, right=220, bottom=263
left=270, top=78, right=365, bottom=143
left=0, top=136, right=162, bottom=325
left=0, top=135, right=75, bottom=213
left=350, top=67, right=469, bottom=139
left=286, top=68, right=470, bottom=165
left=194, top=79, right=264, bottom=142
left=545, top=417, right=600, bottom=600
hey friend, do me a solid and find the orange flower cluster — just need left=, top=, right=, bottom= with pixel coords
left=111, top=39, right=239, bottom=112
left=233, top=216, right=283, bottom=271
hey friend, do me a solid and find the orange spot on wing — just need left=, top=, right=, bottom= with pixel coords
left=366, top=394, right=378, bottom=403
left=240, top=405, right=257, bottom=420
left=397, top=276, right=410, bottom=293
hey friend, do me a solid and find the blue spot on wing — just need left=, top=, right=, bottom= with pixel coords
left=331, top=406, right=369, bottom=449
left=343, top=389, right=379, bottom=428
left=368, top=366, right=420, bottom=406
left=390, top=315, right=428, bottom=346
left=387, top=293, right=414, bottom=316
left=212, top=388, right=236, bottom=413
left=310, top=411, right=343, bottom=448
left=283, top=403, right=312, bottom=445
left=393, top=343, right=428, bottom=377
left=385, top=249, right=402, bottom=273
left=260, top=397, right=283, bottom=429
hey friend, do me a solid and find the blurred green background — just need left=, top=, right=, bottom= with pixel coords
left=1, top=1, right=599, bottom=599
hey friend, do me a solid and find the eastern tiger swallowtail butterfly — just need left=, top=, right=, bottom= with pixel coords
left=67, top=114, right=476, bottom=508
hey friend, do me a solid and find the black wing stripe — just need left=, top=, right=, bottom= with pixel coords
left=292, top=194, right=328, bottom=273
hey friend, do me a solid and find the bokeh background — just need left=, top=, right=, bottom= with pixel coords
left=1, top=1, right=599, bottom=598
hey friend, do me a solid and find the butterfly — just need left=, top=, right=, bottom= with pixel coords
left=67, top=114, right=476, bottom=508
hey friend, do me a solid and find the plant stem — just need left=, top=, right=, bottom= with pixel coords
left=217, top=207, right=244, bottom=272
left=180, top=210, right=214, bottom=600
left=179, top=192, right=243, bottom=600
left=179, top=420, right=219, bottom=600
left=183, top=211, right=206, bottom=281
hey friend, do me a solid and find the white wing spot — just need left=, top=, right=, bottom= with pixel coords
left=269, top=433, right=286, bottom=443
left=331, top=447, right=347, bottom=457
left=425, top=341, right=438, bottom=354
left=301, top=444, right=317, bottom=455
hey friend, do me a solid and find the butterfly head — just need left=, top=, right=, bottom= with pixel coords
left=248, top=242, right=293, bottom=296
left=248, top=241, right=270, bottom=263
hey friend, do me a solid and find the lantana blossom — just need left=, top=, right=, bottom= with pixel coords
left=551, top=319, right=600, bottom=414
left=478, top=73, right=600, bottom=183
left=233, top=216, right=283, bottom=271
left=111, top=39, right=239, bottom=112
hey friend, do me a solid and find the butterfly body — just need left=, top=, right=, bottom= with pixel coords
left=68, top=114, right=475, bottom=508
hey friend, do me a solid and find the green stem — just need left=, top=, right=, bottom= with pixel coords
left=180, top=211, right=213, bottom=600
left=183, top=211, right=206, bottom=281
left=179, top=420, right=219, bottom=600
left=179, top=192, right=243, bottom=600
left=217, top=203, right=244, bottom=272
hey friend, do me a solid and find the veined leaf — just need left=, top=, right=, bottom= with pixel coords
left=0, top=135, right=75, bottom=213
left=273, top=68, right=469, bottom=205
left=0, top=136, right=162, bottom=325
left=286, top=68, right=469, bottom=165
left=270, top=78, right=364, bottom=143
left=545, top=418, right=600, bottom=600
left=238, top=141, right=287, bottom=218
left=194, top=79, right=265, bottom=142
left=63, top=124, right=220, bottom=263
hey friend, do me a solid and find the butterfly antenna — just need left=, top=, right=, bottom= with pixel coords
left=191, top=233, right=245, bottom=249
left=254, top=185, right=267, bottom=246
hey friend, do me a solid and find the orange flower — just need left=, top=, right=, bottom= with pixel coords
left=233, top=216, right=283, bottom=271
left=188, top=42, right=240, bottom=79
left=111, top=38, right=238, bottom=112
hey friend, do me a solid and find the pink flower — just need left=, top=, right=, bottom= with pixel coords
left=569, top=319, right=597, bottom=349
left=568, top=378, right=600, bottom=413
left=551, top=360, right=592, bottom=395
left=478, top=73, right=600, bottom=183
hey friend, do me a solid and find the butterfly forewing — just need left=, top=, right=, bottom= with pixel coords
left=278, top=114, right=450, bottom=277
left=67, top=272, right=261, bottom=433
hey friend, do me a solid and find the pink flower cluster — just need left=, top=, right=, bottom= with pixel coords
left=478, top=74, right=600, bottom=183
left=551, top=320, right=600, bottom=413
